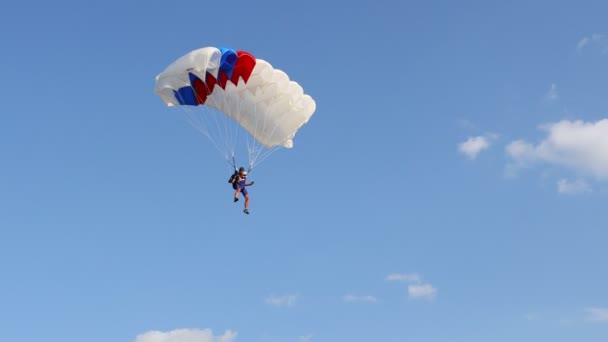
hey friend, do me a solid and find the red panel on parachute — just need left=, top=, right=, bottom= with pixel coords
left=217, top=70, right=229, bottom=89
left=205, top=72, right=218, bottom=95
left=191, top=75, right=208, bottom=105
left=231, top=51, right=256, bottom=85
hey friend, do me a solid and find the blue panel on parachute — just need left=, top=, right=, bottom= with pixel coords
left=174, top=87, right=196, bottom=106
left=218, top=47, right=238, bottom=80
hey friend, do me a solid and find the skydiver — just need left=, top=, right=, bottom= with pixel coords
left=229, top=167, right=254, bottom=214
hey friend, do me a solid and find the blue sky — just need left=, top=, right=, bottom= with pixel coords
left=1, top=0, right=607, bottom=341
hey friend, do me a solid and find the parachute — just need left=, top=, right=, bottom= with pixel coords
left=154, top=46, right=316, bottom=172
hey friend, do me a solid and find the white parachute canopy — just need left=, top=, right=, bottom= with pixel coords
left=154, top=46, right=316, bottom=170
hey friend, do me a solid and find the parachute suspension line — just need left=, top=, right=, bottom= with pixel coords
left=205, top=110, right=229, bottom=162
left=181, top=106, right=226, bottom=160
left=224, top=155, right=236, bottom=174
left=225, top=87, right=240, bottom=159
left=224, top=91, right=235, bottom=159
left=221, top=86, right=245, bottom=163
left=179, top=84, right=234, bottom=166
left=172, top=78, right=308, bottom=175
left=220, top=90, right=233, bottom=157
left=207, top=91, right=227, bottom=158
left=230, top=87, right=246, bottom=163
left=247, top=96, right=284, bottom=170
left=198, top=83, right=256, bottom=172
left=218, top=86, right=266, bottom=171
left=249, top=97, right=301, bottom=169
left=246, top=101, right=262, bottom=169
left=222, top=154, right=235, bottom=174
left=252, top=145, right=281, bottom=168
left=246, top=102, right=268, bottom=170
left=205, top=89, right=233, bottom=160
left=199, top=82, right=244, bottom=165
left=179, top=88, right=292, bottom=173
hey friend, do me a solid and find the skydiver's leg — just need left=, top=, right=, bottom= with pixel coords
left=234, top=188, right=241, bottom=202
left=242, top=187, right=249, bottom=213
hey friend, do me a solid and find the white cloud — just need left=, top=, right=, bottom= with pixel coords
left=557, top=178, right=592, bottom=194
left=506, top=119, right=608, bottom=179
left=577, top=37, right=591, bottom=50
left=135, top=329, right=237, bottom=342
left=585, top=307, right=608, bottom=322
left=387, top=273, right=437, bottom=301
left=459, top=134, right=496, bottom=160
left=298, top=334, right=313, bottom=342
left=342, top=294, right=378, bottom=303
left=385, top=273, right=422, bottom=283
left=577, top=33, right=608, bottom=54
left=408, top=284, right=437, bottom=300
left=544, top=83, right=559, bottom=102
left=506, top=139, right=535, bottom=163
left=265, top=294, right=298, bottom=307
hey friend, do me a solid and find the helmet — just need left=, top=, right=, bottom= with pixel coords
left=239, top=167, right=247, bottom=174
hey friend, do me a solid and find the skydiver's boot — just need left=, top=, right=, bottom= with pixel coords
left=234, top=197, right=239, bottom=202
left=243, top=209, right=249, bottom=214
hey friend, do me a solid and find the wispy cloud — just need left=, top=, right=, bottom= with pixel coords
left=343, top=294, right=378, bottom=303
left=506, top=119, right=608, bottom=180
left=585, top=307, right=608, bottom=322
left=386, top=273, right=438, bottom=301
left=265, top=294, right=298, bottom=307
left=408, top=284, right=437, bottom=300
left=298, top=334, right=313, bottom=342
left=577, top=33, right=608, bottom=53
left=557, top=178, right=592, bottom=194
left=135, top=329, right=237, bottom=342
left=544, top=83, right=559, bottom=102
left=385, top=273, right=422, bottom=283
left=577, top=36, right=592, bottom=50
left=459, top=134, right=497, bottom=160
